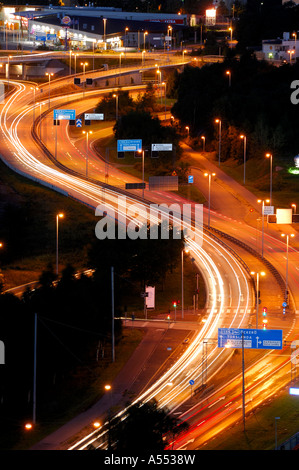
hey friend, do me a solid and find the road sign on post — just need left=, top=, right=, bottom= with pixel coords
left=218, top=328, right=283, bottom=350
left=76, top=118, right=82, bottom=127
left=117, top=139, right=142, bottom=152
left=53, top=109, right=76, bottom=120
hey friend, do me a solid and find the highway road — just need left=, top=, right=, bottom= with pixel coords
left=0, top=77, right=298, bottom=450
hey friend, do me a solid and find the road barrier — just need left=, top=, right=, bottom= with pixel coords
left=204, top=224, right=293, bottom=311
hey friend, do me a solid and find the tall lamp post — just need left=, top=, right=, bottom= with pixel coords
left=81, top=61, right=88, bottom=97
left=138, top=148, right=145, bottom=198
left=124, top=27, right=129, bottom=57
left=281, top=233, right=295, bottom=304
left=7, top=55, right=12, bottom=92
left=83, top=130, right=92, bottom=178
left=45, top=72, right=54, bottom=109
left=250, top=271, right=266, bottom=328
left=143, top=31, right=148, bottom=51
left=291, top=203, right=297, bottom=214
left=103, top=18, right=107, bottom=42
left=257, top=198, right=270, bottom=258
left=215, top=118, right=221, bottom=166
left=240, top=134, right=247, bottom=185
left=201, top=135, right=205, bottom=152
left=39, top=101, right=45, bottom=141
left=288, top=49, right=295, bottom=63
left=30, top=86, right=39, bottom=126
left=181, top=246, right=190, bottom=319
left=228, top=27, right=233, bottom=48
left=226, top=70, right=231, bottom=87
left=56, top=213, right=64, bottom=276
left=204, top=172, right=216, bottom=228
left=162, top=81, right=167, bottom=119
left=74, top=53, right=79, bottom=77
left=113, top=93, right=118, bottom=121
left=265, top=153, right=273, bottom=205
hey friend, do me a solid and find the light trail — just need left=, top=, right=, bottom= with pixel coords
left=0, top=81, right=255, bottom=450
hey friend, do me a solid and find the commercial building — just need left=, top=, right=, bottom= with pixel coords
left=2, top=5, right=187, bottom=51
left=261, top=32, right=298, bottom=63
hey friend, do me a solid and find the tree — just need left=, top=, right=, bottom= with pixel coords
left=135, top=82, right=157, bottom=112
left=95, top=90, right=134, bottom=120
left=107, top=399, right=188, bottom=452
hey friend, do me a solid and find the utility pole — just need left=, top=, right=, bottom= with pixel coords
left=242, top=332, right=245, bottom=432
left=33, top=313, right=37, bottom=424
left=111, top=267, right=115, bottom=363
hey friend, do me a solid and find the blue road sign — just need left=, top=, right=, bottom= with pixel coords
left=188, top=175, right=194, bottom=184
left=35, top=35, right=46, bottom=42
left=117, top=139, right=142, bottom=152
left=46, top=33, right=57, bottom=41
left=218, top=328, right=283, bottom=350
left=282, top=302, right=287, bottom=308
left=76, top=118, right=82, bottom=127
left=53, top=109, right=76, bottom=120
left=189, top=380, right=194, bottom=385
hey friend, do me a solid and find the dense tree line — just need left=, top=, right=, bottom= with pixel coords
left=105, top=399, right=188, bottom=452
left=0, top=224, right=184, bottom=448
left=171, top=54, right=299, bottom=164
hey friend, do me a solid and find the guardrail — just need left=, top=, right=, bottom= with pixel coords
left=204, top=224, right=292, bottom=310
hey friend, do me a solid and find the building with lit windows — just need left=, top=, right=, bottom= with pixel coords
left=0, top=5, right=187, bottom=51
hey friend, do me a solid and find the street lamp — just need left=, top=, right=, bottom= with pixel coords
left=162, top=81, right=167, bottom=118
left=226, top=70, right=231, bottom=87
left=281, top=233, right=295, bottom=304
left=250, top=271, right=266, bottom=328
left=240, top=135, right=247, bottom=184
left=124, top=27, right=129, bottom=57
left=143, top=31, right=148, bottom=51
left=7, top=55, right=12, bottom=92
left=74, top=53, right=79, bottom=77
left=288, top=49, right=295, bottom=63
left=83, top=130, right=92, bottom=178
left=138, top=148, right=145, bottom=198
left=39, top=101, right=46, bottom=141
left=69, top=50, right=72, bottom=75
left=103, top=18, right=107, bottom=42
left=142, top=49, right=146, bottom=66
left=45, top=72, right=54, bottom=109
left=113, top=93, right=118, bottom=121
left=185, top=126, right=189, bottom=136
left=201, top=135, right=205, bottom=152
left=228, top=27, right=233, bottom=48
left=119, top=51, right=124, bottom=69
left=56, top=213, right=64, bottom=276
left=257, top=198, right=270, bottom=257
left=215, top=118, right=221, bottom=166
left=265, top=153, right=273, bottom=205
left=181, top=246, right=190, bottom=319
left=204, top=172, right=216, bottom=228
left=81, top=62, right=88, bottom=96
left=293, top=32, right=297, bottom=57
left=291, top=203, right=297, bottom=214
left=167, top=25, right=172, bottom=51
left=30, top=86, right=39, bottom=126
